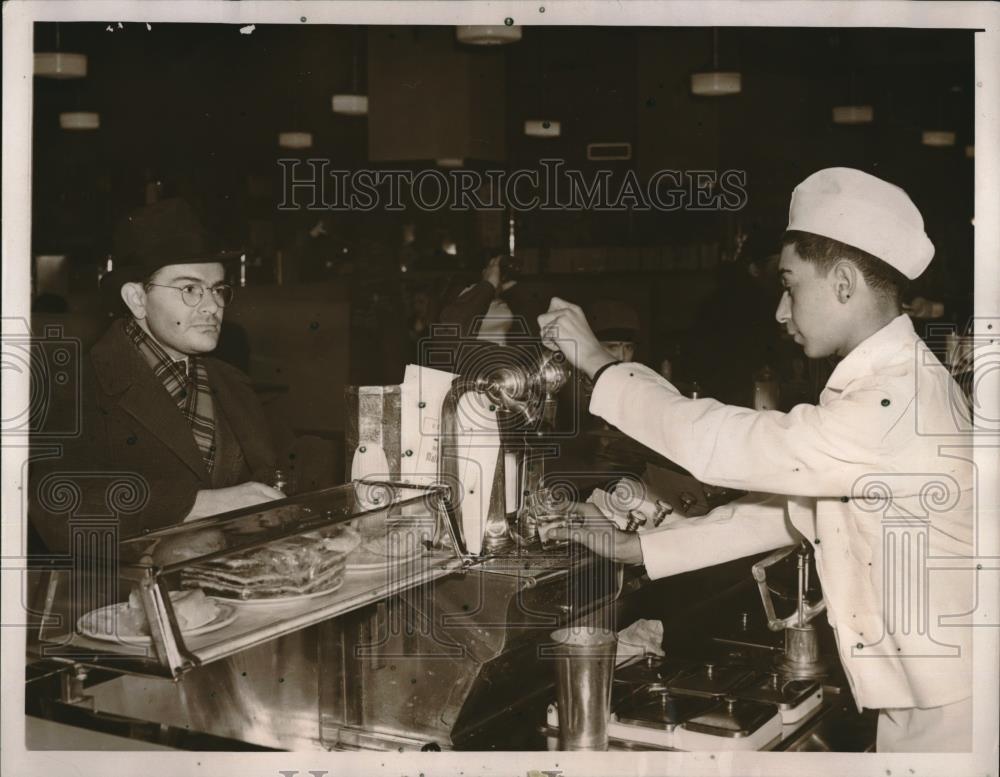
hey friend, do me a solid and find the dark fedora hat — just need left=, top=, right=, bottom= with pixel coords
left=102, top=198, right=242, bottom=292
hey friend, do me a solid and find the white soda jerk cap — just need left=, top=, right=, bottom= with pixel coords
left=786, top=167, right=935, bottom=280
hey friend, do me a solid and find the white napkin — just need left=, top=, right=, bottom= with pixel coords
left=616, top=618, right=665, bottom=665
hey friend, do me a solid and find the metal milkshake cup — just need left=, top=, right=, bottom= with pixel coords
left=549, top=626, right=618, bottom=750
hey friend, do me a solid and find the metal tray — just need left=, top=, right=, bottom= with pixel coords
left=682, top=695, right=779, bottom=738
left=666, top=662, right=756, bottom=699
left=614, top=683, right=716, bottom=732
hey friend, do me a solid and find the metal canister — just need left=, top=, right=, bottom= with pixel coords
left=549, top=627, right=618, bottom=750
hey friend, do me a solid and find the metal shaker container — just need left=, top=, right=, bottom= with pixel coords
left=549, top=626, right=618, bottom=750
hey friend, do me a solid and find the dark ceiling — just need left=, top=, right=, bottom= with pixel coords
left=31, top=23, right=975, bottom=269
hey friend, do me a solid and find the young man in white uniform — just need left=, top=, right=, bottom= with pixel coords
left=539, top=168, right=974, bottom=752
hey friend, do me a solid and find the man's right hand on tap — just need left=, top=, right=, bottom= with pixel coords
left=537, top=297, right=621, bottom=379
left=536, top=297, right=640, bottom=564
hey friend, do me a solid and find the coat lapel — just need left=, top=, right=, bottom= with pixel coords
left=118, top=379, right=211, bottom=480
left=92, top=321, right=210, bottom=482
left=203, top=359, right=270, bottom=478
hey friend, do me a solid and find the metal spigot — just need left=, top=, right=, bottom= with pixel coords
left=537, top=350, right=570, bottom=396
left=650, top=499, right=674, bottom=527
left=473, top=352, right=570, bottom=428
left=624, top=510, right=647, bottom=533
left=441, top=349, right=571, bottom=558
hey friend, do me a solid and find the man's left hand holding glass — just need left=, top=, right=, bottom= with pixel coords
left=545, top=501, right=645, bottom=565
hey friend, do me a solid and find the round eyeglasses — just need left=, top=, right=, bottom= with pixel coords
left=145, top=283, right=235, bottom=308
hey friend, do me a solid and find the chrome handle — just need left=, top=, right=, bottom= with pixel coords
left=751, top=541, right=826, bottom=631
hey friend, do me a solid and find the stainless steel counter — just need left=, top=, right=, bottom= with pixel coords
left=320, top=545, right=624, bottom=750
left=34, top=542, right=624, bottom=751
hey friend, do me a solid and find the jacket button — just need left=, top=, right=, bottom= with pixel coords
left=881, top=398, right=891, bottom=407
left=856, top=642, right=864, bottom=650
left=840, top=496, right=849, bottom=503
left=126, top=435, right=137, bottom=445
left=814, top=538, right=821, bottom=545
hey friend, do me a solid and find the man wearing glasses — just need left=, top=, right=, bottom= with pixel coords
left=31, top=198, right=284, bottom=553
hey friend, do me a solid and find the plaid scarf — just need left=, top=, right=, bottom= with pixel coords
left=124, top=318, right=216, bottom=474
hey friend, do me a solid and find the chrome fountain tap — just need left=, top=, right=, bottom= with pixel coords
left=438, top=350, right=570, bottom=556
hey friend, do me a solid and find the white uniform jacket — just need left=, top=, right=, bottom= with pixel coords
left=590, top=315, right=974, bottom=710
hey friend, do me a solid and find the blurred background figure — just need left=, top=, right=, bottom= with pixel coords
left=689, top=232, right=785, bottom=406
left=577, top=299, right=649, bottom=478
left=404, top=285, right=437, bottom=365
left=586, top=299, right=640, bottom=363
left=434, top=254, right=519, bottom=347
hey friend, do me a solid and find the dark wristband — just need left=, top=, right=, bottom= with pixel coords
left=591, top=360, right=622, bottom=385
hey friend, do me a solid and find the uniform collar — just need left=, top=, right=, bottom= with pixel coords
left=824, top=314, right=917, bottom=392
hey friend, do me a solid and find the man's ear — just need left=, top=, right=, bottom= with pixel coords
left=121, top=282, right=147, bottom=319
left=832, top=259, right=859, bottom=304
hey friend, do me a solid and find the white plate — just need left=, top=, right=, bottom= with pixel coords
left=346, top=519, right=433, bottom=573
left=346, top=542, right=426, bottom=573
left=77, top=600, right=237, bottom=644
left=211, top=575, right=345, bottom=606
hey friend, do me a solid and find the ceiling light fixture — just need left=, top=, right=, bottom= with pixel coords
left=332, top=29, right=369, bottom=116
left=832, top=105, right=874, bottom=125
left=35, top=52, right=87, bottom=79
left=332, top=94, right=368, bottom=116
left=830, top=42, right=872, bottom=126
left=921, top=85, right=959, bottom=148
left=59, top=111, right=99, bottom=130
left=691, top=72, right=741, bottom=97
left=921, top=130, right=955, bottom=148
left=524, top=44, right=560, bottom=138
left=278, top=131, right=313, bottom=149
left=34, top=25, right=87, bottom=78
left=455, top=25, right=522, bottom=45
left=524, top=120, right=560, bottom=138
left=691, top=29, right=741, bottom=97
